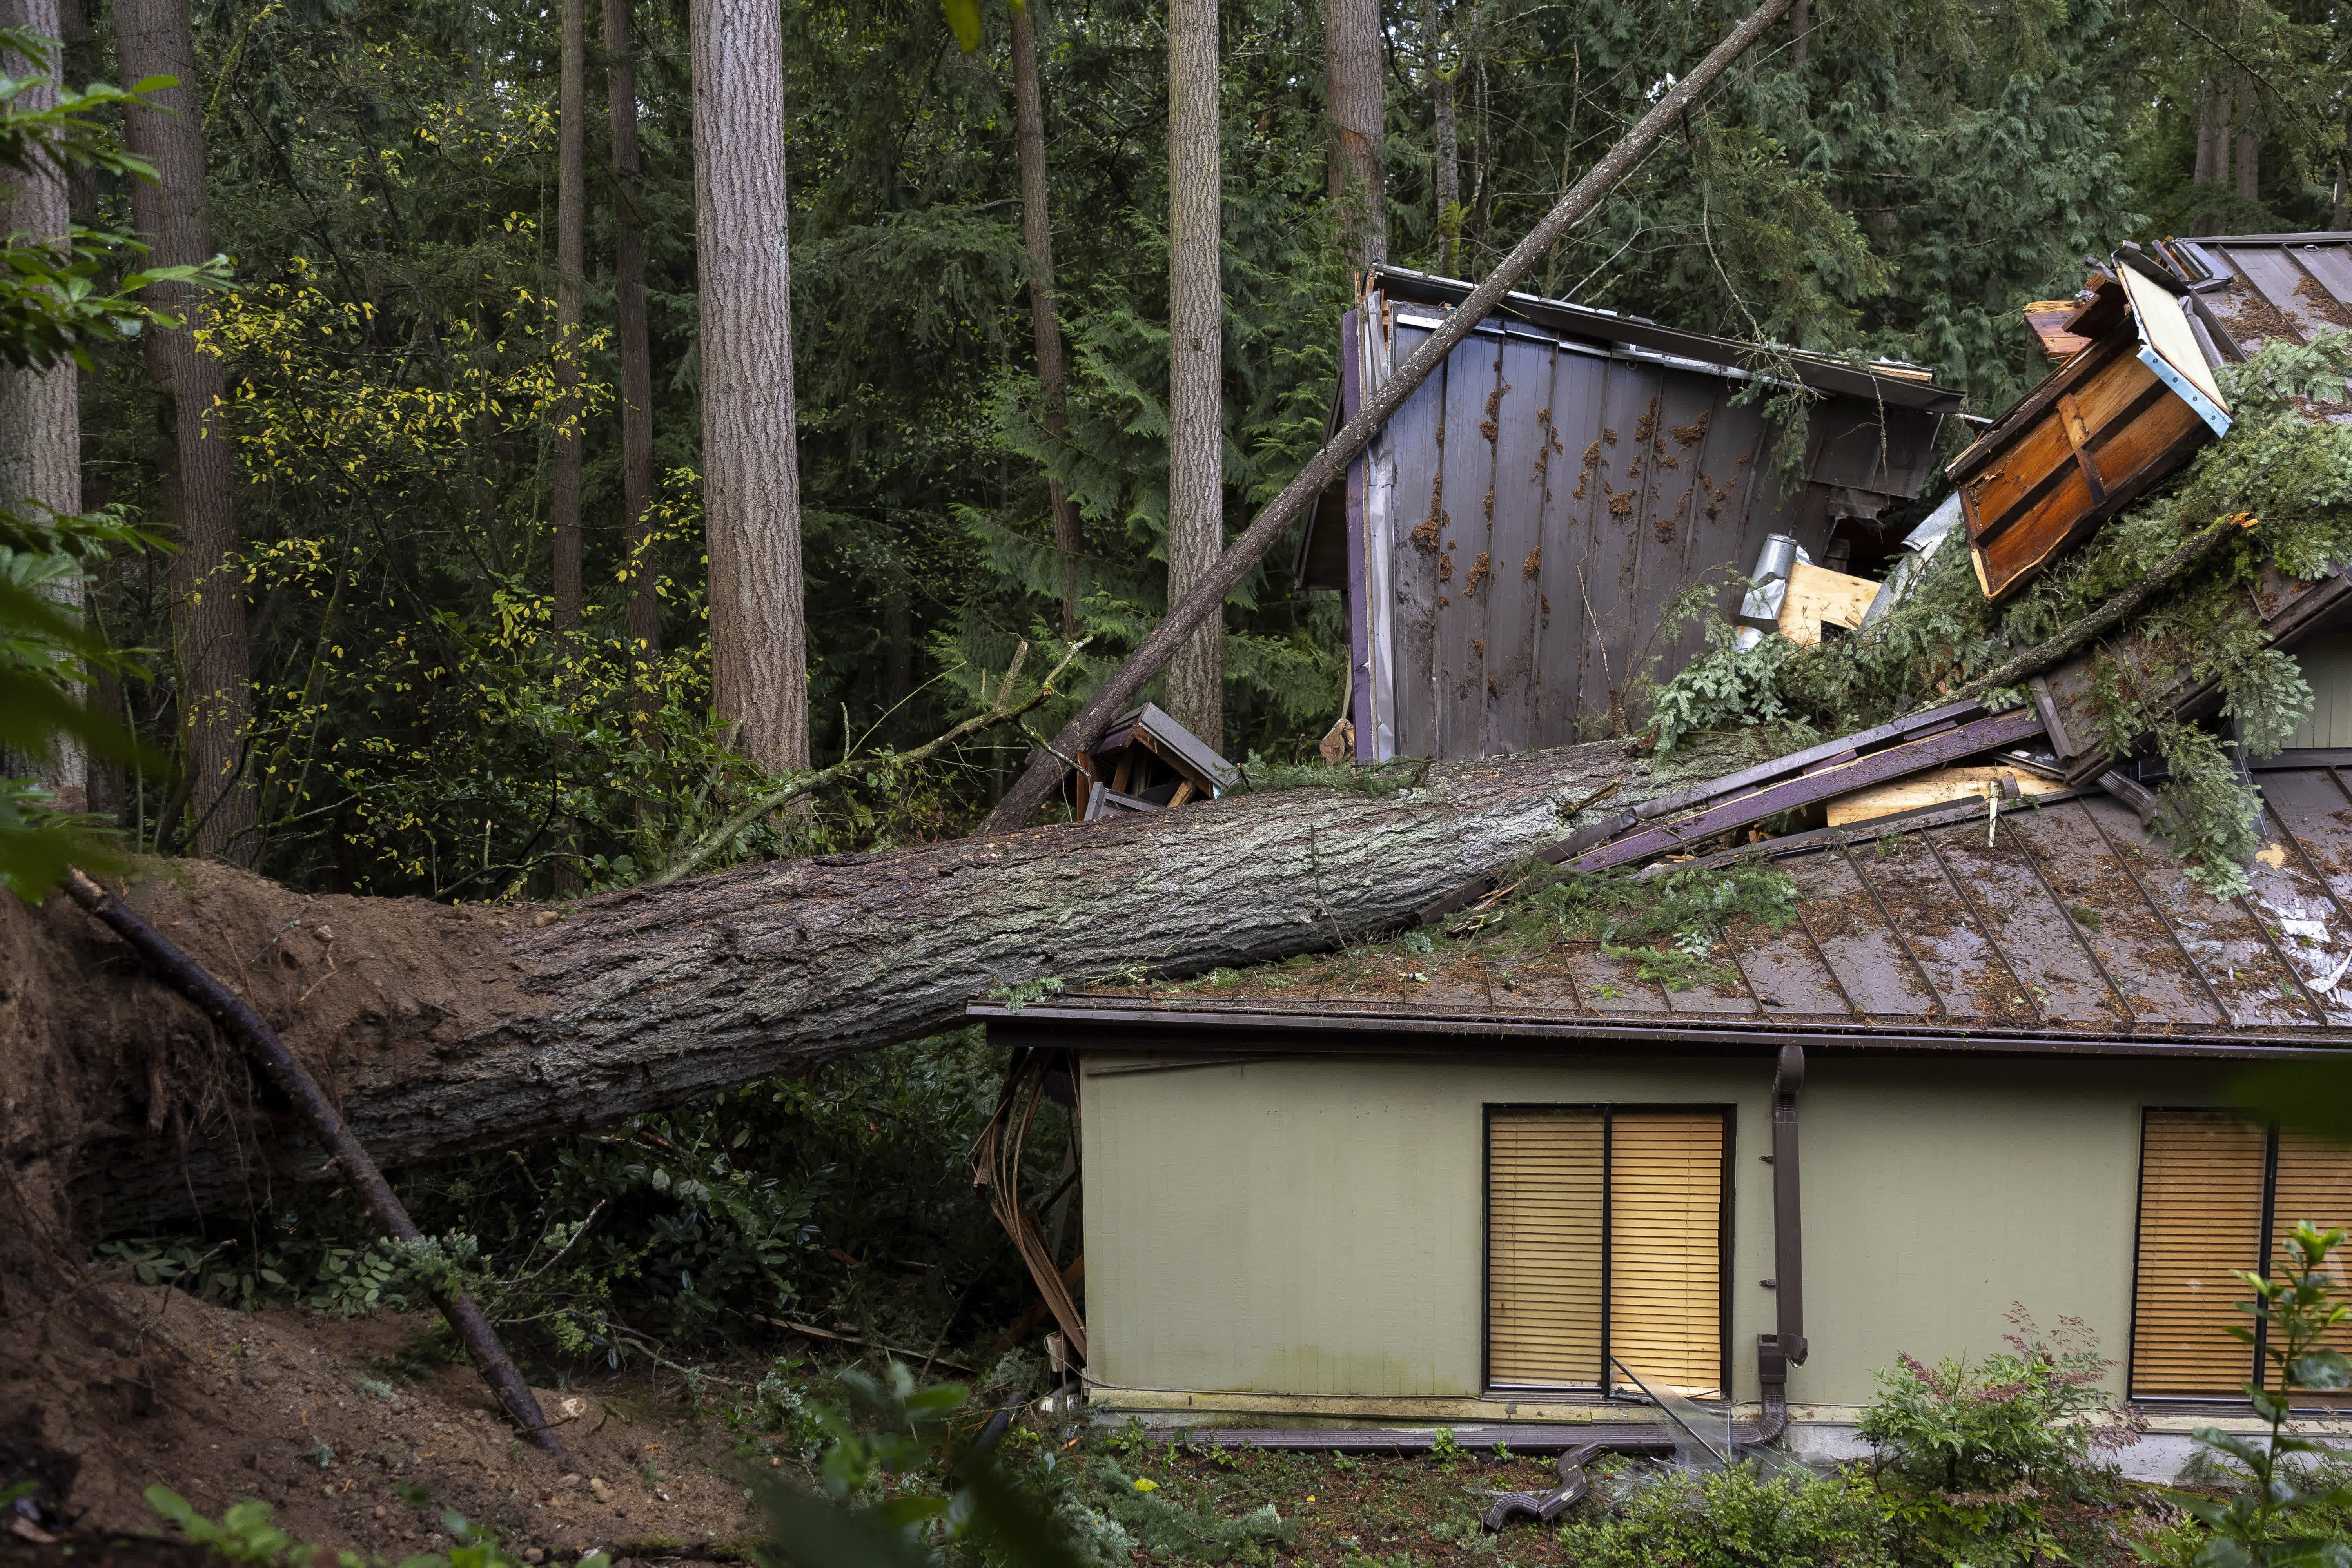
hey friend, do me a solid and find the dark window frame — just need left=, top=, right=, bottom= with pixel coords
left=1481, top=1101, right=1737, bottom=1401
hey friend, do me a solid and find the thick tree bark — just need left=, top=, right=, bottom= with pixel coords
left=118, top=0, right=258, bottom=867
left=1323, top=0, right=1384, bottom=269
left=1008, top=0, right=1082, bottom=633
left=1423, top=0, right=1456, bottom=273
left=691, top=0, right=810, bottom=774
left=10, top=741, right=1633, bottom=1230
left=604, top=0, right=661, bottom=730
left=2194, top=80, right=2219, bottom=185
left=2232, top=73, right=2258, bottom=203
left=1165, top=0, right=1224, bottom=750
left=551, top=0, right=587, bottom=642
left=0, top=0, right=84, bottom=813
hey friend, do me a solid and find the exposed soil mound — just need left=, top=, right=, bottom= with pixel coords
left=2, top=1278, right=755, bottom=1562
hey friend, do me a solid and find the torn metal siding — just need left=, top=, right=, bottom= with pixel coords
left=978, top=760, right=2352, bottom=1053
left=1299, top=268, right=1961, bottom=762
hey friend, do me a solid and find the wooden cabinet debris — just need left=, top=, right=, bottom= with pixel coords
left=1951, top=252, right=2234, bottom=604
left=1072, top=701, right=1238, bottom=821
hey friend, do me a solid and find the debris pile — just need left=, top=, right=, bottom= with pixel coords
left=1071, top=702, right=1238, bottom=822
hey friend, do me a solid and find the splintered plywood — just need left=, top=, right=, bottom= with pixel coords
left=2024, top=299, right=2092, bottom=361
left=1824, top=766, right=2065, bottom=827
left=1777, top=561, right=1884, bottom=646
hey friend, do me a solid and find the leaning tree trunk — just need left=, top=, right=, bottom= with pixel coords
left=1165, top=0, right=1224, bottom=750
left=119, top=0, right=259, bottom=866
left=0, top=0, right=85, bottom=813
left=13, top=741, right=1634, bottom=1230
left=691, top=0, right=809, bottom=774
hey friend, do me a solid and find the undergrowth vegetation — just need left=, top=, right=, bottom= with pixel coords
left=100, top=1031, right=1059, bottom=1376
left=1641, top=331, right=2352, bottom=896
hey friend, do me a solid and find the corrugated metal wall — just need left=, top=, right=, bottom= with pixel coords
left=1344, top=296, right=1948, bottom=761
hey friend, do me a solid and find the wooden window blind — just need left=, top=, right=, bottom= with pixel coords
left=1610, top=1112, right=1727, bottom=1397
left=1487, top=1110, right=1605, bottom=1388
left=2272, top=1130, right=2352, bottom=1381
left=1486, top=1107, right=1726, bottom=1395
left=2132, top=1111, right=2268, bottom=1395
left=2131, top=1111, right=2352, bottom=1397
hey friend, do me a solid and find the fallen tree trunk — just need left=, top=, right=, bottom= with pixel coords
left=5, top=741, right=1631, bottom=1232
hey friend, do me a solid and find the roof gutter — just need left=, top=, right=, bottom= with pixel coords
left=975, top=1003, right=2352, bottom=1062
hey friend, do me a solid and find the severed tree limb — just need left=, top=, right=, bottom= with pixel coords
left=975, top=0, right=1799, bottom=835
left=654, top=638, right=1087, bottom=885
left=1939, top=512, right=2255, bottom=708
left=58, top=868, right=579, bottom=1470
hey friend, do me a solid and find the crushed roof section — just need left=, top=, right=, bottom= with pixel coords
left=980, top=759, right=2352, bottom=1052
left=2162, top=232, right=2352, bottom=398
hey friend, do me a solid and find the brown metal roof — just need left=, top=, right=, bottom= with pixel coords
left=974, top=757, right=2352, bottom=1057
left=2159, top=231, right=2352, bottom=368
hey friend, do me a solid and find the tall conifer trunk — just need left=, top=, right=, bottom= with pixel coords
left=1165, top=0, right=1223, bottom=749
left=1423, top=0, right=1456, bottom=273
left=1009, top=0, right=1081, bottom=632
left=603, top=0, right=661, bottom=730
left=2232, top=73, right=2259, bottom=203
left=690, top=0, right=809, bottom=775
left=118, top=0, right=258, bottom=864
left=551, top=0, right=586, bottom=642
left=0, top=4, right=83, bottom=811
left=1323, top=0, right=1384, bottom=268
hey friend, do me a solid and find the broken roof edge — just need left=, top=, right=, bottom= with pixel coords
left=969, top=999, right=2352, bottom=1060
left=1370, top=265, right=1966, bottom=414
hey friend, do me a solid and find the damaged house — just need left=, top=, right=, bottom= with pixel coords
left=978, top=236, right=2352, bottom=1502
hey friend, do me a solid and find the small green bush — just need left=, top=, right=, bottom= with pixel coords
left=1555, top=1462, right=1894, bottom=1567
left=1858, top=1309, right=2142, bottom=1564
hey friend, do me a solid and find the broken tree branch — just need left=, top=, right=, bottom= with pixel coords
left=58, top=868, right=578, bottom=1470
left=976, top=0, right=1799, bottom=835
left=654, top=638, right=1087, bottom=885
left=1939, top=512, right=2254, bottom=707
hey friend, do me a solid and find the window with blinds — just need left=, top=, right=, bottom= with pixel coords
left=1486, top=1106, right=1728, bottom=1398
left=2131, top=1111, right=2352, bottom=1397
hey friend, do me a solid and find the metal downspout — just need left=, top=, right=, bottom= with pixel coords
left=1482, top=1045, right=1805, bottom=1529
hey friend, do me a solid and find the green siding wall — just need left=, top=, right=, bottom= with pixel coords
left=1078, top=1050, right=2230, bottom=1408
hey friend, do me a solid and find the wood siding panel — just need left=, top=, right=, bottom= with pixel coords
left=2132, top=1110, right=2266, bottom=1396
left=2286, top=636, right=2352, bottom=748
left=1487, top=1109, right=1604, bottom=1387
left=1608, top=1111, right=1726, bottom=1396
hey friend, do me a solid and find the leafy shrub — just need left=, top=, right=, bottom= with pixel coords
left=1858, top=1308, right=2143, bottom=1564
left=1072, top=1457, right=1289, bottom=1565
left=1555, top=1462, right=1894, bottom=1567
